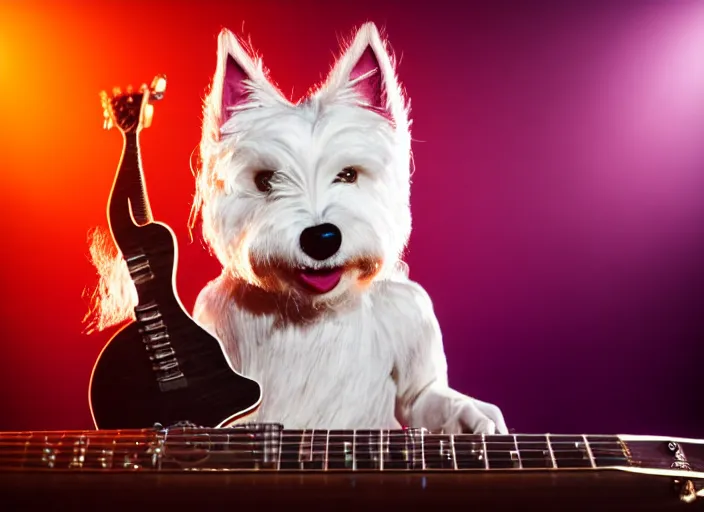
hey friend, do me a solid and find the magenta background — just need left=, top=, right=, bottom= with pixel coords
left=1, top=0, right=702, bottom=436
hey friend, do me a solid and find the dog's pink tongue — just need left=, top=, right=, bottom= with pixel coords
left=298, top=269, right=343, bottom=293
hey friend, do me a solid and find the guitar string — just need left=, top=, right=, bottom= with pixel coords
left=0, top=452, right=671, bottom=470
left=0, top=431, right=653, bottom=457
left=0, top=429, right=629, bottom=437
left=0, top=433, right=639, bottom=446
left=0, top=433, right=639, bottom=467
left=0, top=449, right=650, bottom=465
left=0, top=435, right=632, bottom=450
left=0, top=437, right=631, bottom=449
left=0, top=436, right=657, bottom=468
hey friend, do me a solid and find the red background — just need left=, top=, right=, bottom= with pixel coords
left=1, top=0, right=703, bottom=436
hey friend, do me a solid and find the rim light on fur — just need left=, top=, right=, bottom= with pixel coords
left=83, top=227, right=137, bottom=333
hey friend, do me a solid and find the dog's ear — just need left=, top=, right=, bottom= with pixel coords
left=321, top=23, right=407, bottom=126
left=208, top=28, right=287, bottom=133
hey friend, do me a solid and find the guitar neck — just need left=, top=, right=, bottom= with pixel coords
left=107, top=131, right=153, bottom=247
left=1, top=425, right=702, bottom=476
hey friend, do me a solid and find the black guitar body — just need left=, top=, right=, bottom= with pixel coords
left=89, top=222, right=262, bottom=430
left=91, top=79, right=261, bottom=430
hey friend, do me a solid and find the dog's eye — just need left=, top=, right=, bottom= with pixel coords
left=334, top=167, right=358, bottom=184
left=254, top=170, right=275, bottom=192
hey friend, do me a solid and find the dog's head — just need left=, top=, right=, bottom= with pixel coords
left=192, top=23, right=412, bottom=304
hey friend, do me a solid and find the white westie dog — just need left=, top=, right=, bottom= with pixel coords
left=188, top=22, right=507, bottom=435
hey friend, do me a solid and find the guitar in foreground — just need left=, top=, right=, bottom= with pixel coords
left=0, top=424, right=702, bottom=510
left=89, top=76, right=261, bottom=430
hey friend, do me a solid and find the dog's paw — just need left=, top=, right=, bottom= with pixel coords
left=442, top=399, right=508, bottom=435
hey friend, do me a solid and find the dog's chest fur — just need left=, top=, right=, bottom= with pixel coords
left=196, top=275, right=427, bottom=430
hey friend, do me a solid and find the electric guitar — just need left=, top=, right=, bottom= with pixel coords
left=88, top=76, right=262, bottom=430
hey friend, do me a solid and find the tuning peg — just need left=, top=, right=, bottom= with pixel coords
left=126, top=84, right=133, bottom=94
left=99, top=90, right=113, bottom=130
left=112, top=86, right=122, bottom=96
left=142, top=103, right=154, bottom=128
left=150, top=74, right=167, bottom=100
left=99, top=91, right=110, bottom=111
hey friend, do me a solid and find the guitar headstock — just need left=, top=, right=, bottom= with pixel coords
left=100, top=74, right=167, bottom=134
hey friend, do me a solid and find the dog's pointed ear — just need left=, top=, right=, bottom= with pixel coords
left=211, top=29, right=256, bottom=127
left=322, top=23, right=407, bottom=126
left=207, top=28, right=286, bottom=134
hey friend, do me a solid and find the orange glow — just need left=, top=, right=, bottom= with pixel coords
left=0, top=3, right=123, bottom=213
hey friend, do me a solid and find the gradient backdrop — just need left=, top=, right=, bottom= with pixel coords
left=1, top=0, right=703, bottom=437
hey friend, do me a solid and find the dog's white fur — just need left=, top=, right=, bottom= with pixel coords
left=190, top=23, right=507, bottom=434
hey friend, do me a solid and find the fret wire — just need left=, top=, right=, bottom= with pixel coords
left=450, top=434, right=458, bottom=471
left=324, top=430, right=330, bottom=471
left=276, top=430, right=282, bottom=471
left=378, top=429, right=384, bottom=471
left=0, top=446, right=653, bottom=468
left=308, top=429, right=314, bottom=464
left=512, top=434, right=523, bottom=469
left=385, top=429, right=389, bottom=470
left=421, top=429, right=426, bottom=470
left=352, top=429, right=357, bottom=471
left=481, top=433, right=488, bottom=470
left=546, top=434, right=557, bottom=469
left=298, top=429, right=304, bottom=466
left=582, top=434, right=596, bottom=468
left=366, top=430, right=373, bottom=470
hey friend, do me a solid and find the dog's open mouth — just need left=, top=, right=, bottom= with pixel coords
left=296, top=267, right=344, bottom=294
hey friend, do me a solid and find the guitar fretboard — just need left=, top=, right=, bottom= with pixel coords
left=0, top=424, right=639, bottom=472
left=277, top=430, right=629, bottom=471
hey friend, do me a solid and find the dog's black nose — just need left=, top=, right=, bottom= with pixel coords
left=300, top=223, right=342, bottom=261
